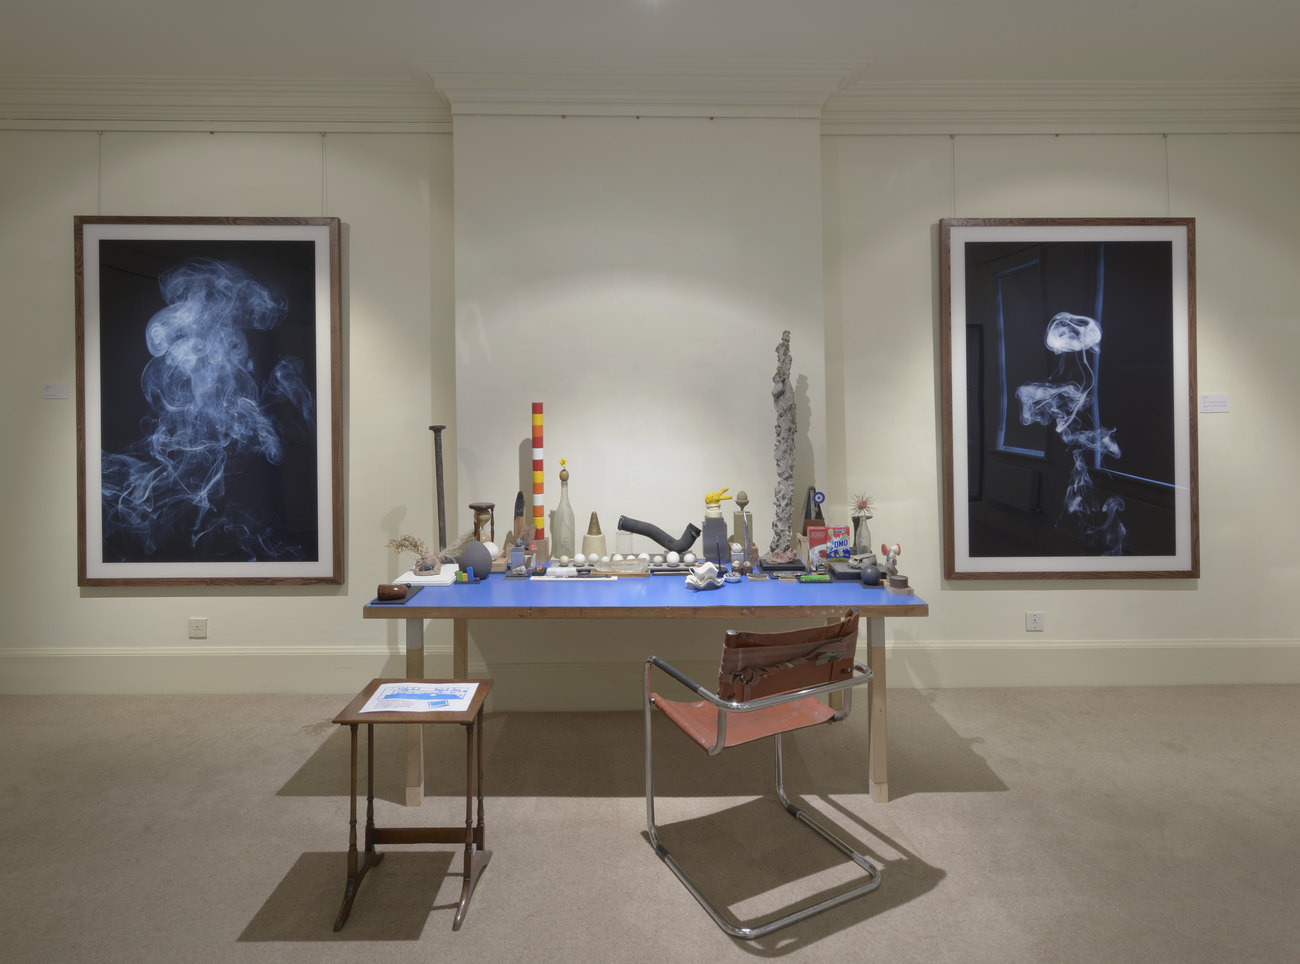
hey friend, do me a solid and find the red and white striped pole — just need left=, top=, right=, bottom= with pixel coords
left=531, top=402, right=544, bottom=539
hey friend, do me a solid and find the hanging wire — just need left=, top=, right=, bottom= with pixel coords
left=949, top=134, right=958, bottom=217
left=96, top=131, right=103, bottom=215
left=320, top=132, right=328, bottom=216
left=1170, top=130, right=1180, bottom=215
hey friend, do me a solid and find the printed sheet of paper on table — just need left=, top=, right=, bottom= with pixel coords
left=359, top=681, right=479, bottom=713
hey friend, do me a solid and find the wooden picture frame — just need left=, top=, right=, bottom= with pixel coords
left=75, top=216, right=343, bottom=586
left=939, top=217, right=1198, bottom=579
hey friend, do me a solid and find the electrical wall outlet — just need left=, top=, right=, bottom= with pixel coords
left=187, top=617, right=208, bottom=639
left=1025, top=611, right=1044, bottom=632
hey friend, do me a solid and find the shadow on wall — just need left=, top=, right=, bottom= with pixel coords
left=792, top=371, right=817, bottom=548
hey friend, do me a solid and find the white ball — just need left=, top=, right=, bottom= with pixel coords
left=683, top=552, right=697, bottom=564
left=652, top=554, right=665, bottom=564
left=558, top=555, right=570, bottom=566
left=666, top=551, right=680, bottom=566
left=612, top=553, right=624, bottom=562
left=601, top=555, right=610, bottom=563
left=638, top=552, right=651, bottom=561
left=574, top=553, right=586, bottom=565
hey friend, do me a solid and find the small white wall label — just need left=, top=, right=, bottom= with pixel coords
left=43, top=383, right=68, bottom=399
left=1199, top=393, right=1230, bottom=413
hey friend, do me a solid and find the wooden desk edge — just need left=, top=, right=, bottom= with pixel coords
left=365, top=602, right=929, bottom=620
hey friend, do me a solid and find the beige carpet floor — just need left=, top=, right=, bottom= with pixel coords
left=1, top=684, right=1297, bottom=963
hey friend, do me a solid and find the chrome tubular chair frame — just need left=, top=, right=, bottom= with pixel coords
left=643, top=656, right=882, bottom=940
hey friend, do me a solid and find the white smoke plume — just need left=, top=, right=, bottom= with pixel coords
left=1016, top=311, right=1127, bottom=554
left=101, top=259, right=315, bottom=561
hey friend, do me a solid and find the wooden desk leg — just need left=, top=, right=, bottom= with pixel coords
left=452, top=618, right=469, bottom=679
left=828, top=616, right=845, bottom=712
left=866, top=615, right=889, bottom=803
left=405, top=617, right=425, bottom=807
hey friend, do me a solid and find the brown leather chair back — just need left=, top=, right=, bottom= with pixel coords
left=718, top=609, right=859, bottom=702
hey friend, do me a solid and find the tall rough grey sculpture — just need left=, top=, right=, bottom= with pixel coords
left=770, top=330, right=796, bottom=553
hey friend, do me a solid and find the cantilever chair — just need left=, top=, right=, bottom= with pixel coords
left=643, top=609, right=881, bottom=939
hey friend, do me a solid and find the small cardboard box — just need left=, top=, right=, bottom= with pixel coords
left=806, top=525, right=851, bottom=566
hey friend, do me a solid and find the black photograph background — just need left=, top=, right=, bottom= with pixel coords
left=96, top=239, right=320, bottom=565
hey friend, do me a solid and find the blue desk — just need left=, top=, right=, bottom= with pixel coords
left=364, top=575, right=928, bottom=804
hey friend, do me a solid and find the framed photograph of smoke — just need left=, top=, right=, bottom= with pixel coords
left=74, top=216, right=343, bottom=587
left=939, top=218, right=1198, bottom=579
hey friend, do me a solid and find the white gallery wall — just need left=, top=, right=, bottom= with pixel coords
left=451, top=113, right=827, bottom=546
left=448, top=112, right=831, bottom=706
left=1, top=94, right=1297, bottom=704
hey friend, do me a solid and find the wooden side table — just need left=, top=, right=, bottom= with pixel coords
left=331, top=678, right=493, bottom=932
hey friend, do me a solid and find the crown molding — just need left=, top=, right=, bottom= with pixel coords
left=417, top=60, right=862, bottom=118
left=821, top=79, right=1300, bottom=134
left=0, top=75, right=452, bottom=132
left=2, top=74, right=1296, bottom=135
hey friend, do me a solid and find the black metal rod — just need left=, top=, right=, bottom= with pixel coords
left=430, top=424, right=448, bottom=551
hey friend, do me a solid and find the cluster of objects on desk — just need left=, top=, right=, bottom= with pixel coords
left=389, top=383, right=917, bottom=595
left=386, top=513, right=909, bottom=597
left=388, top=431, right=910, bottom=594
left=673, top=542, right=908, bottom=592
left=556, top=548, right=697, bottom=568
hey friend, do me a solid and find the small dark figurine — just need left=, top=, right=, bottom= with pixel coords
left=801, top=484, right=825, bottom=535
left=512, top=490, right=526, bottom=541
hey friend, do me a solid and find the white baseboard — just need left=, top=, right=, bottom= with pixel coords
left=3, top=641, right=1298, bottom=710
left=886, top=640, right=1300, bottom=690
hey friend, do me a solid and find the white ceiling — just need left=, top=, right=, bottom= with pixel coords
left=3, top=0, right=1299, bottom=85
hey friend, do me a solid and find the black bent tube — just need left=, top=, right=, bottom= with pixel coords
left=618, top=516, right=701, bottom=553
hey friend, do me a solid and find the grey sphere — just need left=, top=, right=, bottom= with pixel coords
left=860, top=564, right=881, bottom=586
